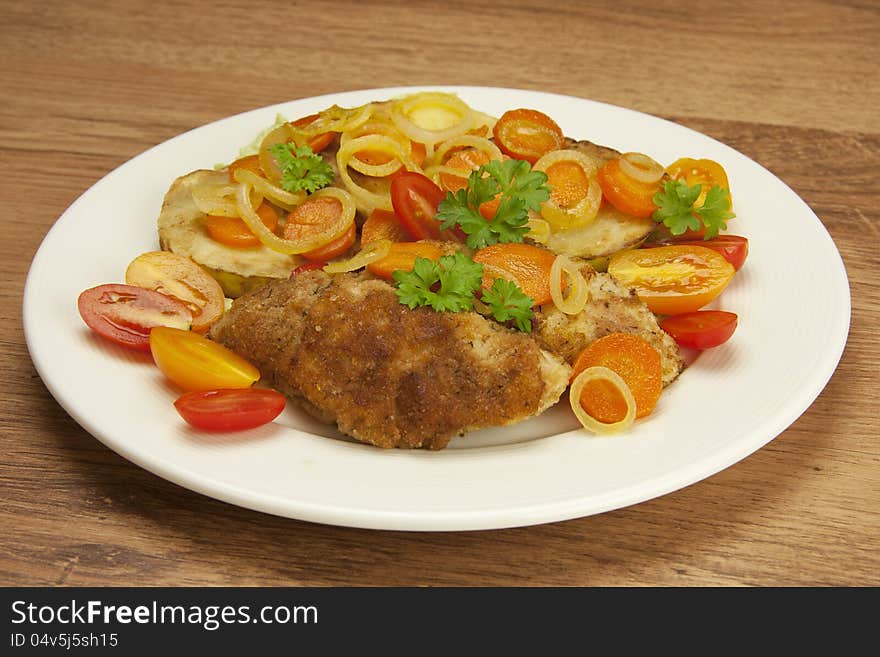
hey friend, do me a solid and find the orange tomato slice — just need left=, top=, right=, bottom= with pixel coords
left=607, top=245, right=735, bottom=316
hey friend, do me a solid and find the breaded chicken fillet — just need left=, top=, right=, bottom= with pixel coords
left=209, top=271, right=571, bottom=449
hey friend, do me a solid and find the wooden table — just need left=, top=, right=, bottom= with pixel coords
left=2, top=0, right=877, bottom=586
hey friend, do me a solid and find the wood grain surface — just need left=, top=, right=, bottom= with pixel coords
left=2, top=0, right=877, bottom=586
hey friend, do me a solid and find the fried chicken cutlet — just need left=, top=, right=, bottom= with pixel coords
left=209, top=270, right=571, bottom=449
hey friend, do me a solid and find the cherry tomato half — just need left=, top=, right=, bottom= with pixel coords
left=662, top=157, right=733, bottom=239
left=390, top=171, right=451, bottom=240
left=174, top=388, right=286, bottom=432
left=650, top=235, right=749, bottom=271
left=607, top=245, right=735, bottom=316
left=78, top=284, right=192, bottom=351
left=125, top=251, right=225, bottom=333
left=149, top=326, right=260, bottom=391
left=660, top=310, right=738, bottom=349
left=493, top=108, right=564, bottom=164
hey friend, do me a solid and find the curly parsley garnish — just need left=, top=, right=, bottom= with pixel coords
left=392, top=253, right=534, bottom=332
left=267, top=143, right=334, bottom=194
left=436, top=159, right=550, bottom=249
left=480, top=278, right=534, bottom=332
left=652, top=179, right=735, bottom=239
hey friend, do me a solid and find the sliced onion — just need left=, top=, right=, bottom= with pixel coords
left=340, top=119, right=414, bottom=175
left=525, top=214, right=551, bottom=244
left=232, top=168, right=306, bottom=211
left=291, top=103, right=373, bottom=137
left=569, top=366, right=637, bottom=435
left=338, top=134, right=414, bottom=178
left=336, top=136, right=415, bottom=213
left=549, top=254, right=589, bottom=315
left=390, top=92, right=474, bottom=148
left=323, top=238, right=392, bottom=274
left=534, top=149, right=602, bottom=230
left=235, top=184, right=354, bottom=254
left=192, top=181, right=262, bottom=217
left=619, top=152, right=664, bottom=184
left=422, top=164, right=474, bottom=188
left=258, top=121, right=296, bottom=183
left=432, top=134, right=503, bottom=167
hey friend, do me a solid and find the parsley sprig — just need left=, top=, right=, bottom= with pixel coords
left=436, top=159, right=550, bottom=249
left=652, top=180, right=735, bottom=239
left=392, top=253, right=534, bottom=332
left=267, top=143, right=334, bottom=194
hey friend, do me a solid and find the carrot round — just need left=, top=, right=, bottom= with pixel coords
left=205, top=202, right=278, bottom=248
left=472, top=243, right=558, bottom=306
left=571, top=333, right=663, bottom=422
left=284, top=196, right=355, bottom=261
left=227, top=154, right=264, bottom=183
left=362, top=209, right=411, bottom=245
left=366, top=241, right=444, bottom=280
left=546, top=160, right=590, bottom=207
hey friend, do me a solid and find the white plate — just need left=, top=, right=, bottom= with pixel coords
left=23, top=86, right=850, bottom=531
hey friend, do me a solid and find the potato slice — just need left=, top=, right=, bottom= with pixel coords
left=157, top=169, right=298, bottom=297
left=542, top=203, right=655, bottom=259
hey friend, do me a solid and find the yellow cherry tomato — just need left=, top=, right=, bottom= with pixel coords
left=666, top=157, right=732, bottom=209
left=149, top=327, right=260, bottom=391
left=126, top=251, right=225, bottom=333
left=607, top=245, right=735, bottom=316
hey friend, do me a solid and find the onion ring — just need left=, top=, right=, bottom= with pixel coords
left=619, top=152, right=664, bottom=184
left=235, top=184, right=355, bottom=254
left=323, top=239, right=392, bottom=274
left=569, top=366, right=637, bottom=434
left=549, top=254, right=589, bottom=315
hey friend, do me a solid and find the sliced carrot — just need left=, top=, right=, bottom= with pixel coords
left=205, top=203, right=278, bottom=248
left=571, top=333, right=663, bottom=421
left=366, top=241, right=444, bottom=280
left=291, top=114, right=335, bottom=153
left=546, top=160, right=590, bottom=207
left=439, top=148, right=491, bottom=193
left=302, top=221, right=356, bottom=261
left=362, top=209, right=411, bottom=245
left=284, top=196, right=353, bottom=260
left=493, top=108, right=564, bottom=164
left=472, top=243, right=558, bottom=306
left=227, top=154, right=264, bottom=183
left=597, top=158, right=660, bottom=218
left=356, top=140, right=426, bottom=169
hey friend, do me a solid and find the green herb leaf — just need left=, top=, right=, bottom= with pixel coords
left=392, top=253, right=483, bottom=313
left=696, top=185, right=736, bottom=239
left=480, top=278, right=534, bottom=332
left=651, top=179, right=735, bottom=238
left=267, top=143, right=334, bottom=194
left=436, top=158, right=550, bottom=249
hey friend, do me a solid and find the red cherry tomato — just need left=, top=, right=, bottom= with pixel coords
left=659, top=311, right=738, bottom=349
left=174, top=388, right=286, bottom=431
left=77, top=284, right=192, bottom=351
left=390, top=171, right=453, bottom=241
